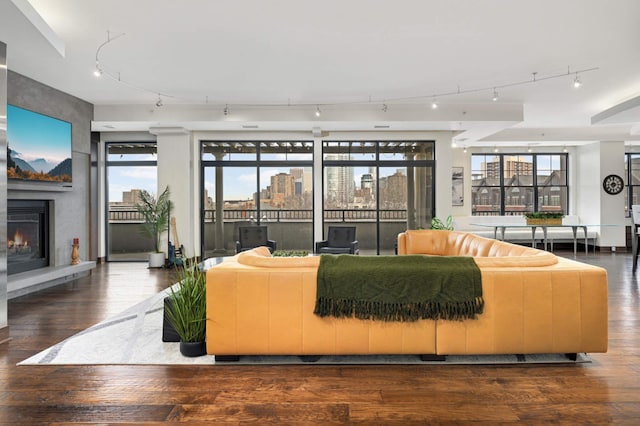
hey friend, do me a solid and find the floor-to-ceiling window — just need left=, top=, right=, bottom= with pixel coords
left=471, top=152, right=568, bottom=216
left=105, top=142, right=158, bottom=261
left=625, top=153, right=640, bottom=216
left=322, top=141, right=435, bottom=254
left=201, top=141, right=313, bottom=257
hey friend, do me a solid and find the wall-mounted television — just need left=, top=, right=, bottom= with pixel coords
left=7, top=104, right=72, bottom=184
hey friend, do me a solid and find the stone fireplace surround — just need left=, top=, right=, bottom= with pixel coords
left=4, top=71, right=96, bottom=300
left=6, top=193, right=95, bottom=299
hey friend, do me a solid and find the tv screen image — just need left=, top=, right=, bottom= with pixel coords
left=7, top=104, right=72, bottom=183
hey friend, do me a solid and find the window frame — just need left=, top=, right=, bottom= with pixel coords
left=471, top=152, right=569, bottom=216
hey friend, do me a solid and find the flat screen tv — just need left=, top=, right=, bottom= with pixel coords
left=7, top=104, right=72, bottom=184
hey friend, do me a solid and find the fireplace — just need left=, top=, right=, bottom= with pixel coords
left=7, top=200, right=50, bottom=275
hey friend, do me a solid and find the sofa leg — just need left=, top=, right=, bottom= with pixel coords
left=565, top=353, right=578, bottom=361
left=420, top=354, right=446, bottom=362
left=215, top=355, right=240, bottom=362
left=299, top=355, right=322, bottom=363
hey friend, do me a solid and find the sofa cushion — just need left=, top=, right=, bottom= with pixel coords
left=399, top=230, right=558, bottom=267
left=237, top=246, right=320, bottom=268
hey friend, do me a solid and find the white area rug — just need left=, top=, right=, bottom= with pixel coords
left=18, top=288, right=591, bottom=366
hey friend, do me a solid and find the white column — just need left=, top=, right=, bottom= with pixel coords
left=312, top=127, right=324, bottom=243
left=576, top=141, right=626, bottom=248
left=150, top=127, right=198, bottom=259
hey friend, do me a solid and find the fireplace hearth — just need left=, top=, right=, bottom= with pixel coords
left=7, top=200, right=50, bottom=275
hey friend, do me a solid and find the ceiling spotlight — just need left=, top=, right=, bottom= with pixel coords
left=315, top=105, right=321, bottom=117
left=93, top=67, right=103, bottom=77
left=155, top=95, right=163, bottom=107
left=223, top=104, right=229, bottom=116
left=527, top=146, right=533, bottom=153
left=431, top=99, right=439, bottom=109
left=493, top=146, right=499, bottom=153
left=492, top=89, right=499, bottom=102
left=573, top=73, right=582, bottom=88
left=382, top=103, right=388, bottom=113
left=563, top=145, right=568, bottom=152
left=463, top=146, right=468, bottom=153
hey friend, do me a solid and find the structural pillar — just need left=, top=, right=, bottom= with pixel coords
left=150, top=127, right=198, bottom=259
left=0, top=41, right=9, bottom=344
left=213, top=155, right=225, bottom=253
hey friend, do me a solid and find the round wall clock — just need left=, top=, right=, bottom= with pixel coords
left=602, top=174, right=624, bottom=195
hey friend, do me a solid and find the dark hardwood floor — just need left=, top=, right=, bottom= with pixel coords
left=1, top=251, right=639, bottom=424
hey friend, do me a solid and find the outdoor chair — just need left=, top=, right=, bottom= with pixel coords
left=315, top=226, right=359, bottom=254
left=236, top=225, right=277, bottom=253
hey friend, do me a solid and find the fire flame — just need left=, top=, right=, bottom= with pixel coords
left=8, top=230, right=28, bottom=248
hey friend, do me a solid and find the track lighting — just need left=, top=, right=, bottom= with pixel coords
left=463, top=146, right=467, bottom=153
left=527, top=145, right=533, bottom=153
left=155, top=95, right=163, bottom=107
left=573, top=73, right=582, bottom=88
left=563, top=145, right=568, bottom=152
left=89, top=32, right=598, bottom=110
left=493, top=146, right=499, bottom=153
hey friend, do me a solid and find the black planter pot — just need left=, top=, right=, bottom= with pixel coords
left=162, top=297, right=180, bottom=342
left=180, top=340, right=207, bottom=357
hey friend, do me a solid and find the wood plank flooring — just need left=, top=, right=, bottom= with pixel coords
left=1, top=252, right=639, bottom=424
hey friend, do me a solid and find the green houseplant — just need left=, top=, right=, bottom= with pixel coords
left=431, top=215, right=454, bottom=230
left=524, top=211, right=564, bottom=225
left=136, top=186, right=173, bottom=268
left=164, top=260, right=207, bottom=357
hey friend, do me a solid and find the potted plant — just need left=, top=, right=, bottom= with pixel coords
left=136, top=186, right=173, bottom=268
left=164, top=260, right=207, bottom=357
left=431, top=215, right=454, bottom=230
left=524, top=211, right=564, bottom=225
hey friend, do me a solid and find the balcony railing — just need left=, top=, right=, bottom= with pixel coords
left=111, top=209, right=408, bottom=222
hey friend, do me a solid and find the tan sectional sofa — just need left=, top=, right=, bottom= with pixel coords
left=205, top=230, right=608, bottom=358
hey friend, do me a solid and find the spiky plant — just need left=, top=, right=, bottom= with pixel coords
left=135, top=186, right=173, bottom=253
left=164, top=260, right=207, bottom=343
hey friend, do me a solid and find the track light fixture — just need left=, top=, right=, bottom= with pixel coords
left=315, top=105, right=321, bottom=117
left=492, top=88, right=499, bottom=102
left=431, top=99, right=439, bottom=109
left=493, top=146, right=499, bottom=153
left=573, top=73, right=582, bottom=88
left=223, top=104, right=229, bottom=116
left=155, top=95, right=163, bottom=107
left=563, top=145, right=568, bottom=152
left=463, top=146, right=467, bottom=153
left=382, top=103, right=388, bottom=113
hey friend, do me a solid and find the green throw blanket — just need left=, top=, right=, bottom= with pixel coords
left=314, top=255, right=484, bottom=322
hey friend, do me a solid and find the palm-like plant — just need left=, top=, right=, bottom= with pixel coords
left=136, top=186, right=173, bottom=253
left=164, top=260, right=207, bottom=344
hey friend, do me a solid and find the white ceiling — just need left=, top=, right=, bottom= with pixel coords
left=1, top=0, right=640, bottom=145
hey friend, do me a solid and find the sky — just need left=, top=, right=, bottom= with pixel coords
left=7, top=105, right=72, bottom=165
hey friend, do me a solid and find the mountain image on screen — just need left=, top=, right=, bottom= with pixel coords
left=7, top=147, right=72, bottom=183
left=6, top=105, right=73, bottom=184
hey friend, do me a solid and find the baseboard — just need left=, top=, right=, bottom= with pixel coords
left=0, top=326, right=10, bottom=345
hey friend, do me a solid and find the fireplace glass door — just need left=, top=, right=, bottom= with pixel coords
left=7, top=200, right=49, bottom=275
